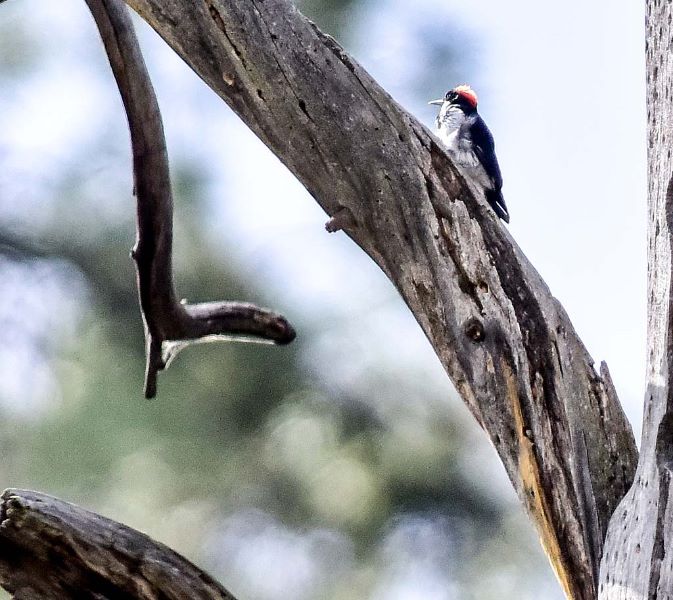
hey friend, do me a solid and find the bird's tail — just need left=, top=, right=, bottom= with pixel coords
left=485, top=189, right=510, bottom=223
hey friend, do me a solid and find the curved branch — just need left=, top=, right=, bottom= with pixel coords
left=119, top=2, right=638, bottom=596
left=84, top=0, right=296, bottom=398
left=0, top=489, right=235, bottom=599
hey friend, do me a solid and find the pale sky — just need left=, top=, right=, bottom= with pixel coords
left=362, top=0, right=648, bottom=436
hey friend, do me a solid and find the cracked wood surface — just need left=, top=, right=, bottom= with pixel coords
left=0, top=489, right=235, bottom=599
left=598, top=1, right=673, bottom=597
left=119, top=2, right=637, bottom=596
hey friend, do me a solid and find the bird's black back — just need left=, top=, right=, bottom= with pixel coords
left=461, top=113, right=503, bottom=191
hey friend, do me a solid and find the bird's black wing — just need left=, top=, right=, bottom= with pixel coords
left=459, top=114, right=509, bottom=222
left=468, top=115, right=503, bottom=190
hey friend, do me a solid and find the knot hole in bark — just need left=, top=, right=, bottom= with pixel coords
left=464, top=317, right=485, bottom=342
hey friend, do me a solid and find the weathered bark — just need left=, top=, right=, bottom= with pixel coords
left=115, top=1, right=638, bottom=597
left=0, top=489, right=235, bottom=599
left=598, top=2, right=673, bottom=597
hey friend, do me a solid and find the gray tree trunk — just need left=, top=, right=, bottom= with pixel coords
left=598, top=1, right=673, bottom=597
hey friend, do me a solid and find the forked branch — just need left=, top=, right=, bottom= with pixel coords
left=85, top=0, right=296, bottom=398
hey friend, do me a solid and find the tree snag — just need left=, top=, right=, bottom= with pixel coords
left=116, top=1, right=637, bottom=597
left=598, top=1, right=673, bottom=597
left=1, top=0, right=661, bottom=597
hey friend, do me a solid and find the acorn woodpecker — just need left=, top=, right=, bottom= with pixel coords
left=429, top=85, right=509, bottom=223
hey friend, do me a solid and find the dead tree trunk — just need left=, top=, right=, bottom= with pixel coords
left=597, top=1, right=673, bottom=597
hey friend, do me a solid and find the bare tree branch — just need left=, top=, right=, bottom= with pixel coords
left=0, top=489, right=236, bottom=599
left=118, top=1, right=637, bottom=597
left=84, top=0, right=296, bottom=399
left=598, top=2, right=673, bottom=597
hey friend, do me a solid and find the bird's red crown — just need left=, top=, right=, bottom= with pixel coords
left=454, top=85, right=478, bottom=108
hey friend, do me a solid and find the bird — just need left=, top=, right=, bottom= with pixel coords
left=429, top=85, right=509, bottom=223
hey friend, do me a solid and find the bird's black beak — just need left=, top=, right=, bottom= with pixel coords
left=428, top=99, right=444, bottom=106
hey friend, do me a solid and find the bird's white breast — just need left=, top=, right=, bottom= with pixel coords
left=437, top=127, right=460, bottom=150
left=436, top=105, right=488, bottom=181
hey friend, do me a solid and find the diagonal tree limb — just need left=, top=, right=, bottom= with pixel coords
left=0, top=488, right=236, bottom=599
left=119, top=2, right=638, bottom=597
left=84, top=0, right=296, bottom=399
left=598, top=2, right=673, bottom=597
